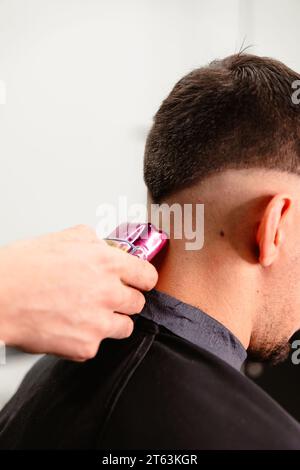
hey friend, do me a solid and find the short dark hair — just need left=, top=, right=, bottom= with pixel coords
left=144, top=53, right=300, bottom=203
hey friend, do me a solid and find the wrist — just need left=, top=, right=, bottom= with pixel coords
left=0, top=248, right=17, bottom=346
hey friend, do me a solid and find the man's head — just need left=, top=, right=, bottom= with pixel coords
left=144, top=53, right=300, bottom=363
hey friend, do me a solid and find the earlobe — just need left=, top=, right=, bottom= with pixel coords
left=256, top=194, right=291, bottom=268
left=259, top=246, right=277, bottom=268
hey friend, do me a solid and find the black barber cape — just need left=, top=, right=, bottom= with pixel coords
left=0, top=289, right=300, bottom=449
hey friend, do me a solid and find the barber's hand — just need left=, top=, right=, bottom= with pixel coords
left=0, top=225, right=158, bottom=361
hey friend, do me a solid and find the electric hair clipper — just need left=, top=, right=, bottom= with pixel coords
left=105, top=222, right=168, bottom=261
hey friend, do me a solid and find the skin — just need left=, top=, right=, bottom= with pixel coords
left=152, top=168, right=300, bottom=363
left=0, top=224, right=158, bottom=361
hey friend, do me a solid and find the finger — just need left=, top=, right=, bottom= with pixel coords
left=111, top=248, right=158, bottom=291
left=108, top=313, right=134, bottom=340
left=113, top=284, right=146, bottom=315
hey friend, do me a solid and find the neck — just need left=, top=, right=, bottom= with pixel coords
left=153, top=239, right=254, bottom=349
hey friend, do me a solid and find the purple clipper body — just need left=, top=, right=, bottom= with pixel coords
left=105, top=222, right=168, bottom=261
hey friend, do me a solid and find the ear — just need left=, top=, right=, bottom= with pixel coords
left=256, top=194, right=292, bottom=267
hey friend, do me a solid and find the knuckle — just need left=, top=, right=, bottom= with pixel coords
left=73, top=224, right=97, bottom=240
left=74, top=224, right=91, bottom=232
left=97, top=313, right=112, bottom=336
left=98, top=285, right=110, bottom=304
left=142, top=262, right=158, bottom=290
left=106, top=254, right=121, bottom=276
left=132, top=292, right=146, bottom=313
left=78, top=341, right=99, bottom=361
left=126, top=318, right=134, bottom=336
left=61, top=224, right=97, bottom=243
left=111, top=287, right=126, bottom=310
left=121, top=317, right=134, bottom=338
left=98, top=281, right=118, bottom=307
left=98, top=246, right=120, bottom=274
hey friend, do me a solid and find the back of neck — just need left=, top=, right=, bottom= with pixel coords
left=153, top=239, right=253, bottom=349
